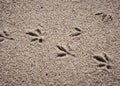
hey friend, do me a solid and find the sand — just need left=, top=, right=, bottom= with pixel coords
left=0, top=0, right=120, bottom=86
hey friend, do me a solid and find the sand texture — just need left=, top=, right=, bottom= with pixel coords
left=0, top=0, right=120, bottom=86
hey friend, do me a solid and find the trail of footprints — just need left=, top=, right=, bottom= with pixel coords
left=0, top=26, right=114, bottom=73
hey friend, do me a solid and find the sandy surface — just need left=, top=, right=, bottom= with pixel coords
left=0, top=0, right=120, bottom=86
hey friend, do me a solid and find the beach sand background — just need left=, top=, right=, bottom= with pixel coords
left=0, top=0, right=120, bottom=86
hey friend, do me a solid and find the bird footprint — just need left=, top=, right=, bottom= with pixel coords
left=95, top=12, right=113, bottom=22
left=26, top=29, right=44, bottom=43
left=93, top=53, right=112, bottom=69
left=56, top=45, right=75, bottom=57
left=69, top=27, right=82, bottom=37
left=0, top=31, right=14, bottom=42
